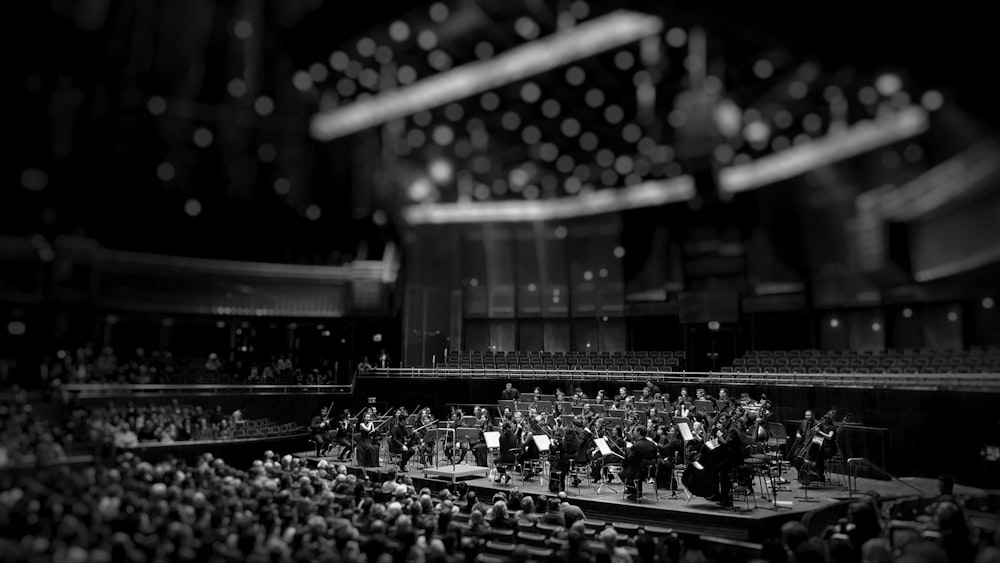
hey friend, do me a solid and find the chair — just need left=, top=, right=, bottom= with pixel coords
left=567, top=461, right=592, bottom=494
left=669, top=465, right=693, bottom=502
left=729, top=465, right=757, bottom=511
left=518, top=532, right=548, bottom=549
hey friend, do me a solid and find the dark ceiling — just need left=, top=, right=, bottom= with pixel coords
left=4, top=0, right=997, bottom=264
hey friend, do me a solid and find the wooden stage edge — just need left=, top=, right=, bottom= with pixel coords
left=291, top=451, right=973, bottom=542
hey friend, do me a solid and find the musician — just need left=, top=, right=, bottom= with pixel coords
left=623, top=426, right=658, bottom=501
left=813, top=410, right=839, bottom=481
left=496, top=422, right=519, bottom=484
left=656, top=425, right=684, bottom=491
left=647, top=406, right=666, bottom=428
left=356, top=410, right=379, bottom=467
left=531, top=387, right=543, bottom=403
left=501, top=382, right=521, bottom=401
left=571, top=387, right=587, bottom=406
left=334, top=409, right=355, bottom=461
left=416, top=408, right=436, bottom=467
left=471, top=429, right=490, bottom=467
left=717, top=388, right=731, bottom=411
left=558, top=418, right=583, bottom=489
left=615, top=386, right=629, bottom=402
left=388, top=412, right=415, bottom=471
left=310, top=407, right=332, bottom=457
left=594, top=389, right=607, bottom=404
left=714, top=412, right=745, bottom=508
left=554, top=388, right=566, bottom=402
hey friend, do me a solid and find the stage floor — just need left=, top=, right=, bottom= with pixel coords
left=291, top=451, right=976, bottom=541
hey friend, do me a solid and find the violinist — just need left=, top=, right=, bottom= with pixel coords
left=333, top=409, right=355, bottom=461
left=388, top=412, right=415, bottom=471
left=580, top=403, right=596, bottom=427
left=310, top=406, right=332, bottom=457
left=356, top=410, right=379, bottom=467
left=647, top=406, right=666, bottom=428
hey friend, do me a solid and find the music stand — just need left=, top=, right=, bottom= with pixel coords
left=694, top=400, right=715, bottom=415
left=539, top=394, right=556, bottom=403
left=606, top=417, right=623, bottom=428
left=536, top=401, right=553, bottom=414
left=593, top=437, right=623, bottom=494
left=531, top=434, right=552, bottom=487
left=484, top=431, right=500, bottom=477
left=454, top=427, right=479, bottom=466
left=675, top=421, right=694, bottom=443
left=590, top=404, right=605, bottom=414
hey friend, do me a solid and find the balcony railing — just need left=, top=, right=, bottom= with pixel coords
left=359, top=367, right=1000, bottom=392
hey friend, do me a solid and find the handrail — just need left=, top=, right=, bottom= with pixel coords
left=60, top=383, right=354, bottom=400
left=359, top=367, right=1000, bottom=392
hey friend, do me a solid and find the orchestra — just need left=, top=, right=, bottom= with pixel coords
left=315, top=382, right=844, bottom=511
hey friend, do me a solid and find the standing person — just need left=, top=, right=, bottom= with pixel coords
left=713, top=412, right=745, bottom=507
left=356, top=356, right=373, bottom=376
left=501, top=382, right=521, bottom=401
left=356, top=410, right=379, bottom=467
left=787, top=409, right=816, bottom=462
left=376, top=349, right=392, bottom=369
left=623, top=426, right=658, bottom=501
left=813, top=409, right=839, bottom=481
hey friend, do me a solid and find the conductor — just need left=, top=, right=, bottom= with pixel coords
left=623, top=426, right=658, bottom=501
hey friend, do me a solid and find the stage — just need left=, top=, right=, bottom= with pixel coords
left=291, top=451, right=975, bottom=542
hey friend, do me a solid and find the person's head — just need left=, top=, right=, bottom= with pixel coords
left=804, top=410, right=814, bottom=421
left=364, top=412, right=373, bottom=422
left=519, top=496, right=534, bottom=514
left=937, top=474, right=955, bottom=496
left=599, top=527, right=619, bottom=549
left=492, top=500, right=508, bottom=520
left=861, top=538, right=892, bottom=563
left=506, top=382, right=513, bottom=391
left=781, top=521, right=809, bottom=552
left=636, top=426, right=647, bottom=438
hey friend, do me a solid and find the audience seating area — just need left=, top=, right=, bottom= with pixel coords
left=724, top=347, right=1000, bottom=374
left=439, top=350, right=687, bottom=372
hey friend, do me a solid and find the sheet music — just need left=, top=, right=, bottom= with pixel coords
left=594, top=437, right=623, bottom=458
left=532, top=434, right=551, bottom=452
left=484, top=431, right=500, bottom=449
left=676, top=421, right=694, bottom=442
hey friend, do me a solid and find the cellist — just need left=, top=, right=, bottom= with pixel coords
left=786, top=409, right=816, bottom=462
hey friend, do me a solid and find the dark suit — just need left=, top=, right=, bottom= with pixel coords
left=388, top=422, right=415, bottom=470
left=624, top=437, right=659, bottom=499
left=501, top=388, right=521, bottom=401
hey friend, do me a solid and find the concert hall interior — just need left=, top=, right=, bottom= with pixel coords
left=4, top=1, right=1000, bottom=562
